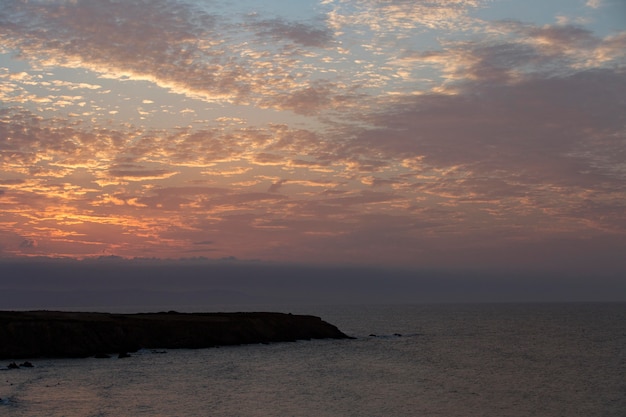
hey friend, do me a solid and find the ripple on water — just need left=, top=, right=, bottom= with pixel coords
left=0, top=303, right=624, bottom=417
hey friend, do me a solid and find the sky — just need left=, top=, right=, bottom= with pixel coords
left=1, top=0, right=625, bottom=285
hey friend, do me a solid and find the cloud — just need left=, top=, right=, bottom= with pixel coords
left=268, top=179, right=287, bottom=193
left=19, top=239, right=37, bottom=249
left=368, top=69, right=624, bottom=175
left=130, top=186, right=229, bottom=211
left=0, top=0, right=403, bottom=117
left=324, top=68, right=626, bottom=239
left=392, top=21, right=626, bottom=93
left=253, top=153, right=285, bottom=166
left=0, top=0, right=352, bottom=111
left=499, top=21, right=626, bottom=70
left=0, top=0, right=624, bottom=270
left=0, top=109, right=117, bottom=178
left=264, top=178, right=338, bottom=193
left=327, top=0, right=488, bottom=34
left=0, top=0, right=249, bottom=102
left=272, top=82, right=334, bottom=115
left=249, top=18, right=333, bottom=48
left=107, top=168, right=178, bottom=181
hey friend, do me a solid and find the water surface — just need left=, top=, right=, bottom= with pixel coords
left=2, top=303, right=624, bottom=416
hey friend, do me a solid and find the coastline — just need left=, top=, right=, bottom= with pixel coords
left=0, top=310, right=351, bottom=359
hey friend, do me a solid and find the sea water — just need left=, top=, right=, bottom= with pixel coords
left=1, top=303, right=625, bottom=416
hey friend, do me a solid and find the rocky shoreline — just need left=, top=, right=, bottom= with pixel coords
left=0, top=310, right=351, bottom=359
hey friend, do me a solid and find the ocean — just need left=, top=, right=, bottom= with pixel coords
left=1, top=303, right=625, bottom=416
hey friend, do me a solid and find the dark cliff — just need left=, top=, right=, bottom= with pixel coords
left=0, top=311, right=351, bottom=359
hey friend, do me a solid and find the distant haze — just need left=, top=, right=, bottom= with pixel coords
left=1, top=258, right=624, bottom=311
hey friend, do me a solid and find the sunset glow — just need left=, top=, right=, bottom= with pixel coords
left=1, top=0, right=625, bottom=271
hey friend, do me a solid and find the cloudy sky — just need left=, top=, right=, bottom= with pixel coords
left=1, top=0, right=625, bottom=275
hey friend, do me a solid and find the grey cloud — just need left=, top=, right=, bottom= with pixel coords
left=366, top=177, right=401, bottom=188
left=352, top=69, right=626, bottom=185
left=254, top=152, right=284, bottom=165
left=289, top=159, right=333, bottom=170
left=462, top=43, right=547, bottom=83
left=250, top=18, right=333, bottom=48
left=268, top=179, right=287, bottom=193
left=526, top=24, right=599, bottom=48
left=493, top=22, right=624, bottom=73
left=136, top=186, right=227, bottom=210
left=213, top=192, right=286, bottom=206
left=108, top=168, right=177, bottom=179
left=409, top=22, right=626, bottom=87
left=416, top=177, right=530, bottom=202
left=264, top=127, right=321, bottom=154
left=273, top=83, right=334, bottom=115
left=161, top=129, right=250, bottom=165
left=19, top=239, right=37, bottom=248
left=0, top=179, right=26, bottom=185
left=501, top=21, right=600, bottom=50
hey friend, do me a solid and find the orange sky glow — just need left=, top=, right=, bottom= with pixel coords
left=1, top=0, right=625, bottom=273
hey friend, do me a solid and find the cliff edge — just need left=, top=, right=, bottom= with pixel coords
left=0, top=311, right=351, bottom=359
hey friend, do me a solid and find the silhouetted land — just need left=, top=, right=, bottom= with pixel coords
left=0, top=311, right=351, bottom=359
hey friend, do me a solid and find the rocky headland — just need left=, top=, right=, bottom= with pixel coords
left=0, top=310, right=351, bottom=359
